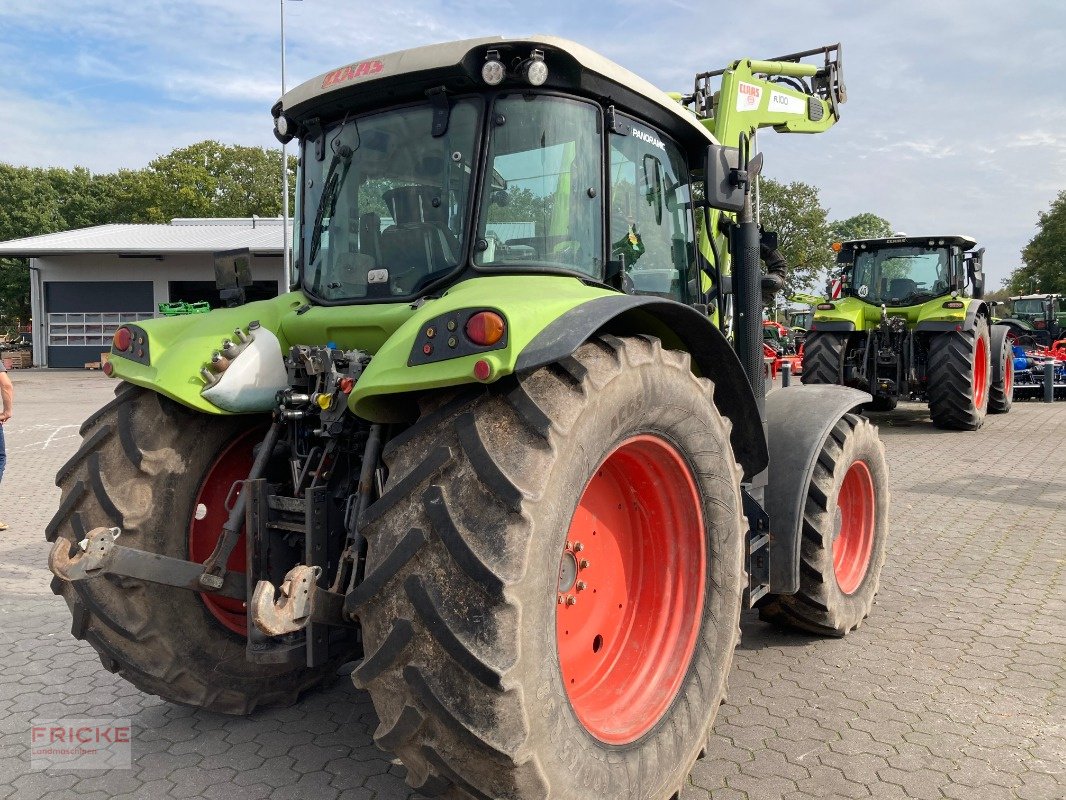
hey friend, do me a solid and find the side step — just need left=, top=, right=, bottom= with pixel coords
left=742, top=490, right=771, bottom=607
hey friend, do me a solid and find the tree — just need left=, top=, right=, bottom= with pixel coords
left=829, top=212, right=893, bottom=243
left=757, top=178, right=833, bottom=293
left=141, top=141, right=297, bottom=222
left=0, top=142, right=298, bottom=321
left=1007, top=190, right=1066, bottom=294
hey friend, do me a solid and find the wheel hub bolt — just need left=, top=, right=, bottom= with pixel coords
left=576, top=581, right=587, bottom=592
left=573, top=542, right=584, bottom=552
left=579, top=559, right=590, bottom=570
left=566, top=595, right=577, bottom=606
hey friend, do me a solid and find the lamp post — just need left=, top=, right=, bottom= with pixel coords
left=279, top=0, right=300, bottom=290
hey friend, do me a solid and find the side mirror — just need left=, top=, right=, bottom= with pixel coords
left=703, top=144, right=745, bottom=212
left=968, top=247, right=985, bottom=299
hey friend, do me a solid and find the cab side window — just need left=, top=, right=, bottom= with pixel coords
left=609, top=118, right=696, bottom=301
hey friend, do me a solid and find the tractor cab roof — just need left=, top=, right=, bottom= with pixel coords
left=840, top=235, right=978, bottom=251
left=1009, top=293, right=1062, bottom=301
left=276, top=35, right=716, bottom=150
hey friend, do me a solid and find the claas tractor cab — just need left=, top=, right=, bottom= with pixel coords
left=997, top=293, right=1066, bottom=346
left=47, top=36, right=890, bottom=800
left=804, top=234, right=1014, bottom=427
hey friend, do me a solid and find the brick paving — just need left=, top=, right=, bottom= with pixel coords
left=0, top=369, right=1063, bottom=799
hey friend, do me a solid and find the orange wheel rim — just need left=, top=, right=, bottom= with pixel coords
left=974, top=334, right=989, bottom=409
left=188, top=429, right=259, bottom=636
left=833, top=460, right=875, bottom=595
left=556, top=435, right=706, bottom=744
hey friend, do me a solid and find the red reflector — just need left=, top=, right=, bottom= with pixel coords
left=465, top=311, right=505, bottom=346
left=339, top=377, right=354, bottom=394
left=102, top=360, right=114, bottom=377
left=473, top=359, right=492, bottom=381
left=816, top=303, right=835, bottom=311
left=943, top=301, right=964, bottom=309
left=113, top=327, right=132, bottom=351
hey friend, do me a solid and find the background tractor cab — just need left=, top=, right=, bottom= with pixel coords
left=833, top=235, right=984, bottom=307
left=996, top=293, right=1066, bottom=345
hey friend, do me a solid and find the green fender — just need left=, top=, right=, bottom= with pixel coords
left=105, top=274, right=767, bottom=479
left=106, top=276, right=614, bottom=416
left=812, top=296, right=989, bottom=334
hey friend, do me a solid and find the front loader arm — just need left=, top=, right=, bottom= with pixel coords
left=691, top=43, right=845, bottom=148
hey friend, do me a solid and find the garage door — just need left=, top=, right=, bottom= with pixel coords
left=45, top=281, right=154, bottom=368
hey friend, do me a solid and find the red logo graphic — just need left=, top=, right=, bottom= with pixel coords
left=322, top=60, right=385, bottom=88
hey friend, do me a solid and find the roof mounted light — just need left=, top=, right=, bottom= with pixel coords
left=482, top=50, right=505, bottom=85
left=520, top=49, right=549, bottom=86
left=273, top=113, right=295, bottom=144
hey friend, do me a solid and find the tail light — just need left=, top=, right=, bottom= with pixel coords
left=113, top=327, right=132, bottom=351
left=465, top=311, right=506, bottom=346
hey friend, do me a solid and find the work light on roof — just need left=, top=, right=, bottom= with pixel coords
left=273, top=113, right=295, bottom=144
left=521, top=50, right=549, bottom=86
left=482, top=51, right=505, bottom=85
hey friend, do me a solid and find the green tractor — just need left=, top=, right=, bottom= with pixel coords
left=804, top=235, right=1013, bottom=427
left=48, top=37, right=890, bottom=799
left=995, top=293, right=1066, bottom=346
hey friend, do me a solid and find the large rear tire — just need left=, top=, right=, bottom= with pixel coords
left=760, top=413, right=889, bottom=636
left=988, top=324, right=1014, bottom=414
left=46, top=385, right=351, bottom=714
left=801, top=332, right=847, bottom=385
left=927, top=316, right=991, bottom=430
left=351, top=336, right=746, bottom=800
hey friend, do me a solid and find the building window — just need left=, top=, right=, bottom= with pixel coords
left=47, top=312, right=155, bottom=346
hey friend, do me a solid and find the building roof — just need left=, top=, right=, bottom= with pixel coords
left=0, top=218, right=286, bottom=257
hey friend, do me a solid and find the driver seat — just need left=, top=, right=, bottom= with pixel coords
left=888, top=278, right=917, bottom=299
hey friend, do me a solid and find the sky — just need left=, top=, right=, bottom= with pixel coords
left=1, top=0, right=1064, bottom=289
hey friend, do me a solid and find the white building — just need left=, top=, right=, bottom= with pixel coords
left=0, top=218, right=287, bottom=368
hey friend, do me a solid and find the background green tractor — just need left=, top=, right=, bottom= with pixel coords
left=803, top=235, right=1013, bottom=427
left=995, top=293, right=1066, bottom=346
left=47, top=37, right=890, bottom=799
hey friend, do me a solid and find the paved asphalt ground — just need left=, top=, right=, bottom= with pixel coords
left=0, top=370, right=1063, bottom=800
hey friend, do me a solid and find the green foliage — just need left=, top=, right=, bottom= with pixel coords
left=758, top=177, right=833, bottom=294
left=828, top=212, right=893, bottom=243
left=1007, top=190, right=1066, bottom=294
left=485, top=187, right=555, bottom=235
left=0, top=142, right=297, bottom=322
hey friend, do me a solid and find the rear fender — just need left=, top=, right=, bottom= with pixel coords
left=514, top=294, right=768, bottom=481
left=915, top=298, right=988, bottom=332
left=765, top=384, right=871, bottom=594
left=811, top=297, right=865, bottom=332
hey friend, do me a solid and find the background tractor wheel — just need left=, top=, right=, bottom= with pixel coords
left=351, top=336, right=746, bottom=800
left=46, top=384, right=352, bottom=714
left=866, top=395, right=897, bottom=413
left=927, top=316, right=991, bottom=430
left=801, top=332, right=847, bottom=385
left=760, top=413, right=889, bottom=636
left=988, top=324, right=1014, bottom=414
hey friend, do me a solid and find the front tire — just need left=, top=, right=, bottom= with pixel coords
left=988, top=324, right=1014, bottom=414
left=927, top=316, right=991, bottom=430
left=351, top=336, right=746, bottom=799
left=46, top=385, right=351, bottom=714
left=760, top=413, right=890, bottom=636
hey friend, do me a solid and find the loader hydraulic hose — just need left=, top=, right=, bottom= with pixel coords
left=761, top=243, right=789, bottom=305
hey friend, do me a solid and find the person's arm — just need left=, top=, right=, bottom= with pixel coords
left=0, top=372, right=12, bottom=423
